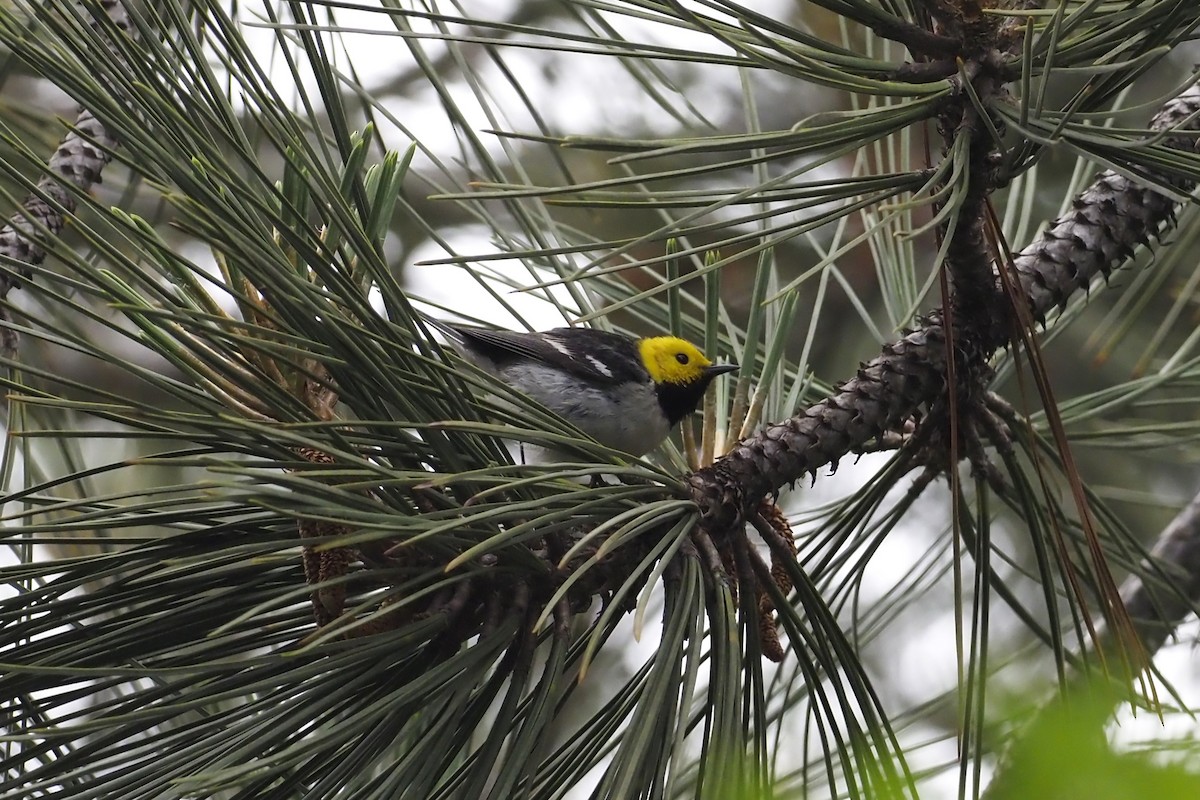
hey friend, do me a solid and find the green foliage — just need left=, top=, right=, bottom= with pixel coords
left=991, top=690, right=1200, bottom=800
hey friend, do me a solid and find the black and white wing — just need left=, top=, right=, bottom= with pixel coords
left=451, top=325, right=644, bottom=385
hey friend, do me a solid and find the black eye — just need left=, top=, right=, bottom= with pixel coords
left=675, top=353, right=689, bottom=365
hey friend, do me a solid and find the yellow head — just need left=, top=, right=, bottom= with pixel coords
left=638, top=336, right=738, bottom=425
left=637, top=336, right=714, bottom=385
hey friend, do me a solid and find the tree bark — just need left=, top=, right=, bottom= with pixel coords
left=690, top=82, right=1200, bottom=535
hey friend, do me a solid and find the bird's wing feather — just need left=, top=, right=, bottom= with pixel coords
left=452, top=326, right=636, bottom=385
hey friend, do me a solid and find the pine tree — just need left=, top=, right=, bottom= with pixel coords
left=3, top=2, right=1200, bottom=798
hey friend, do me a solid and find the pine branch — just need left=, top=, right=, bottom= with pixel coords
left=0, top=0, right=129, bottom=351
left=689, top=80, right=1200, bottom=533
left=1120, top=490, right=1200, bottom=662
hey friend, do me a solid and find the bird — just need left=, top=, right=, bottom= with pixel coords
left=431, top=322, right=737, bottom=458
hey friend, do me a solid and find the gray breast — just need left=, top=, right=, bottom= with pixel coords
left=498, top=363, right=670, bottom=456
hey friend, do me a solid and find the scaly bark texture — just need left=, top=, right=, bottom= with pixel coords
left=1015, top=91, right=1200, bottom=320
left=690, top=83, right=1200, bottom=533
left=0, top=1, right=128, bottom=301
left=0, top=111, right=117, bottom=281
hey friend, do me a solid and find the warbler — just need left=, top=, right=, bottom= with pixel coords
left=435, top=322, right=736, bottom=457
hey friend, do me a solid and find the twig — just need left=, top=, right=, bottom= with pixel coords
left=0, top=1, right=131, bottom=354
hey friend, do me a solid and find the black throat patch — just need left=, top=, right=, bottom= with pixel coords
left=655, top=377, right=716, bottom=426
